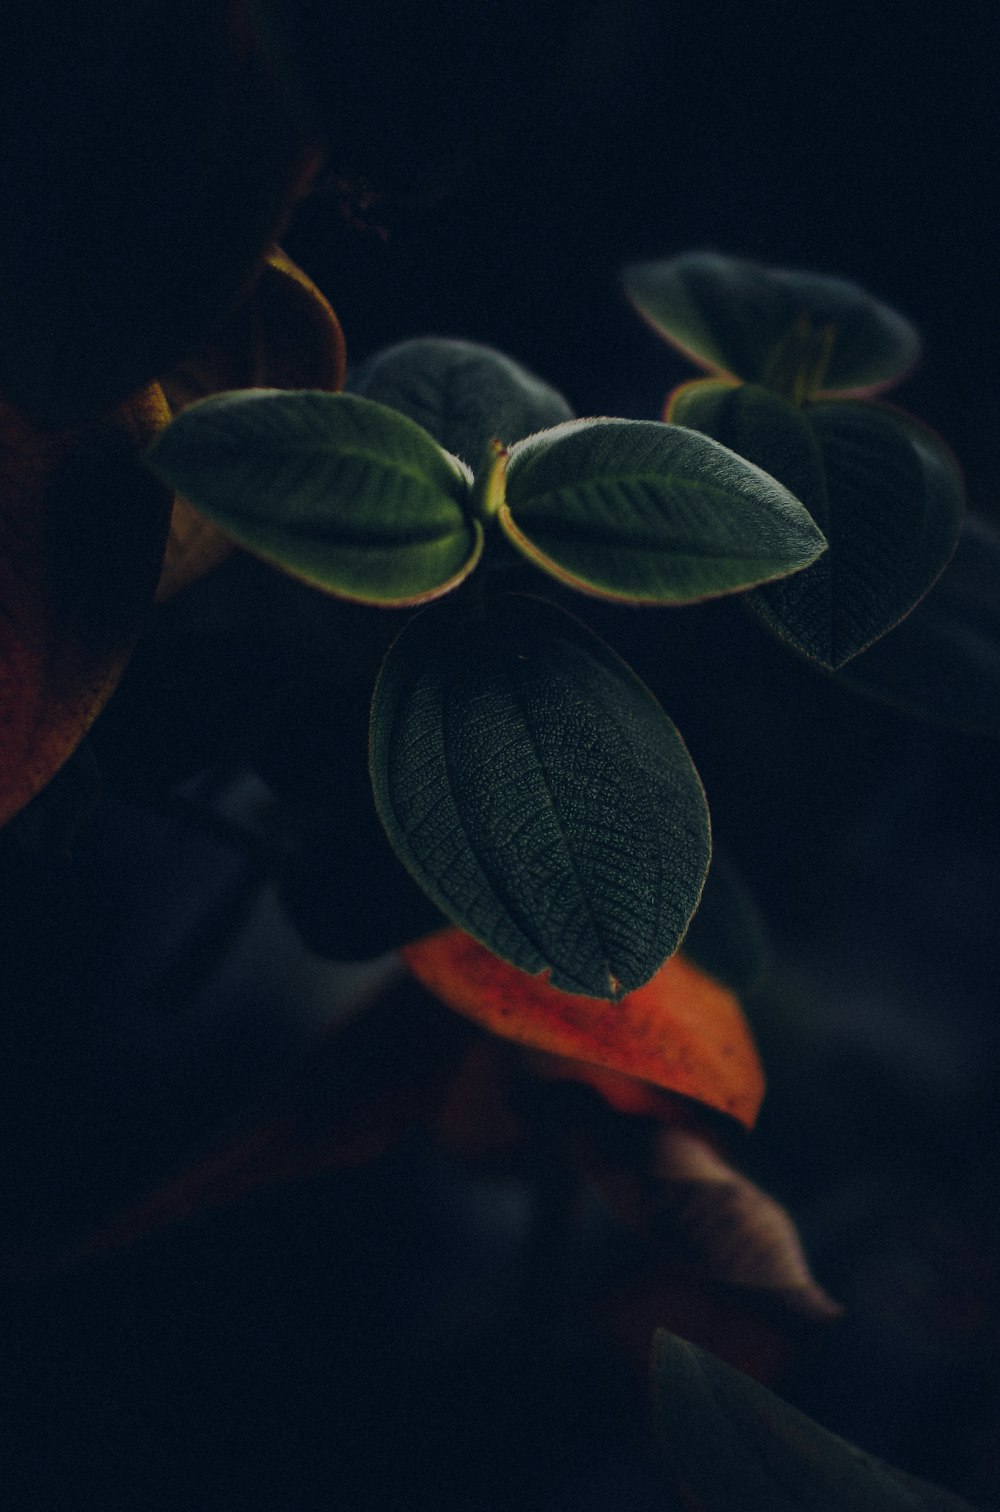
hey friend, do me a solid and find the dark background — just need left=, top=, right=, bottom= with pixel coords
left=5, top=4, right=1000, bottom=1509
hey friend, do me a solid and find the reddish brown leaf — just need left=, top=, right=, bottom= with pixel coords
left=159, top=245, right=346, bottom=413
left=400, top=927, right=766, bottom=1130
left=652, top=1127, right=843, bottom=1319
left=156, top=246, right=347, bottom=600
left=0, top=386, right=173, bottom=825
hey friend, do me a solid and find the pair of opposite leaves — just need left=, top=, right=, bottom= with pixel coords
left=144, top=257, right=963, bottom=1004
left=148, top=252, right=964, bottom=673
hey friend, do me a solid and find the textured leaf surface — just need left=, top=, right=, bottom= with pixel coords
left=501, top=419, right=826, bottom=604
left=146, top=391, right=481, bottom=606
left=371, top=594, right=711, bottom=997
left=624, top=251, right=920, bottom=397
left=669, top=382, right=963, bottom=667
left=651, top=1330, right=979, bottom=1510
left=349, top=337, right=573, bottom=466
left=835, top=513, right=1000, bottom=736
left=1, top=387, right=173, bottom=825
left=401, top=928, right=764, bottom=1126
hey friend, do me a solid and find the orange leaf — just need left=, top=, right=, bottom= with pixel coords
left=0, top=385, right=173, bottom=825
left=400, top=928, right=766, bottom=1130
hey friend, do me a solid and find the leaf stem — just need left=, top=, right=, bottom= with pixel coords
left=470, top=437, right=509, bottom=523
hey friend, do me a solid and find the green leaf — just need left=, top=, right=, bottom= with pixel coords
left=499, top=418, right=827, bottom=604
left=650, top=1329, right=980, bottom=1510
left=682, top=850, right=768, bottom=998
left=669, top=382, right=963, bottom=668
left=146, top=390, right=482, bottom=607
left=835, top=513, right=1000, bottom=737
left=349, top=337, right=574, bottom=465
left=370, top=594, right=711, bottom=998
left=624, top=252, right=920, bottom=398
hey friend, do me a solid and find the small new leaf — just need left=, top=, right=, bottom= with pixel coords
left=624, top=251, right=921, bottom=397
left=146, top=391, right=481, bottom=607
left=349, top=336, right=573, bottom=465
left=669, top=382, right=963, bottom=668
left=371, top=594, right=711, bottom=998
left=500, top=418, right=826, bottom=604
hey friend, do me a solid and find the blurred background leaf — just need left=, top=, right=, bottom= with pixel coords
left=349, top=337, right=573, bottom=466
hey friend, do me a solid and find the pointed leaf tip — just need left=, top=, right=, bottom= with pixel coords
left=502, top=418, right=826, bottom=605
left=668, top=382, right=963, bottom=668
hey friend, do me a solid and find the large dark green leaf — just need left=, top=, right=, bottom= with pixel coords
left=624, top=252, right=920, bottom=398
left=835, top=513, right=1000, bottom=736
left=500, top=418, right=826, bottom=604
left=349, top=337, right=573, bottom=466
left=669, top=382, right=963, bottom=668
left=650, top=1330, right=979, bottom=1510
left=146, top=390, right=482, bottom=606
left=370, top=594, right=711, bottom=998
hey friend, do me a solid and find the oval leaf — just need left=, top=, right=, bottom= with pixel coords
left=651, top=1329, right=980, bottom=1510
left=669, top=382, right=964, bottom=668
left=501, top=419, right=827, bottom=604
left=349, top=337, right=573, bottom=466
left=371, top=594, right=711, bottom=997
left=624, top=251, right=921, bottom=397
left=146, top=391, right=481, bottom=606
left=401, top=928, right=764, bottom=1127
left=835, top=513, right=1000, bottom=737
left=1, top=386, right=173, bottom=825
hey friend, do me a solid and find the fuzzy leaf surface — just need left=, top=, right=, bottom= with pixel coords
left=669, top=382, right=963, bottom=667
left=501, top=419, right=826, bottom=604
left=624, top=251, right=920, bottom=396
left=349, top=337, right=573, bottom=465
left=371, top=594, right=711, bottom=998
left=401, top=929, right=764, bottom=1126
left=651, top=1330, right=979, bottom=1510
left=146, top=391, right=480, bottom=606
